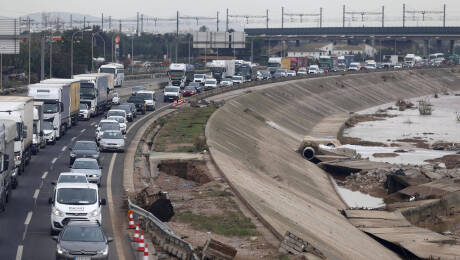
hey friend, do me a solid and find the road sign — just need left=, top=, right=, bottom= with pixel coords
left=193, top=31, right=246, bottom=49
left=0, top=19, right=19, bottom=54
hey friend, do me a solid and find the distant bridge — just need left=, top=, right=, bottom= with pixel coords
left=245, top=27, right=460, bottom=40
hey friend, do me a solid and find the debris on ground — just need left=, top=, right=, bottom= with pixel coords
left=201, top=238, right=237, bottom=260
left=395, top=99, right=415, bottom=111
left=279, top=231, right=326, bottom=259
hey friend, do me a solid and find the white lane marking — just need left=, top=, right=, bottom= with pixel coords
left=81, top=129, right=86, bottom=133
left=41, top=171, right=48, bottom=180
left=61, top=146, right=67, bottom=152
left=51, top=158, right=57, bottom=164
left=15, top=245, right=23, bottom=260
left=24, top=212, right=33, bottom=225
left=32, top=189, right=40, bottom=199
left=107, top=153, right=124, bottom=259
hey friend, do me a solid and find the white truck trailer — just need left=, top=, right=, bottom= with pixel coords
left=0, top=119, right=19, bottom=212
left=74, top=74, right=110, bottom=116
left=0, top=97, right=34, bottom=175
left=32, top=101, right=46, bottom=155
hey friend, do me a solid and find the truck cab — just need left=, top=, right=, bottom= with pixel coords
left=32, top=101, right=46, bottom=155
left=99, top=63, right=124, bottom=88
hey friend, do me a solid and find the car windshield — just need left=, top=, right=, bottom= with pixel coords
left=58, top=175, right=87, bottom=183
left=136, top=93, right=153, bottom=100
left=100, top=67, right=115, bottom=74
left=102, top=131, right=123, bottom=139
left=61, top=225, right=105, bottom=242
left=100, top=124, right=119, bottom=131
left=108, top=117, right=124, bottom=123
left=74, top=142, right=97, bottom=151
left=43, top=103, right=59, bottom=113
left=165, top=87, right=179, bottom=92
left=276, top=69, right=284, bottom=73
left=113, top=93, right=119, bottom=97
left=133, top=87, right=145, bottom=93
left=80, top=104, right=88, bottom=110
left=107, top=111, right=125, bottom=117
left=44, top=121, right=54, bottom=130
left=184, top=86, right=195, bottom=91
left=57, top=188, right=97, bottom=205
left=189, top=82, right=200, bottom=87
left=128, top=97, right=142, bottom=103
left=206, top=80, right=216, bottom=84
left=117, top=105, right=130, bottom=112
left=194, top=74, right=204, bottom=78
left=72, top=160, right=99, bottom=170
left=233, top=76, right=242, bottom=80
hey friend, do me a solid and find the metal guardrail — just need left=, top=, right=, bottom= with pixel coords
left=127, top=198, right=199, bottom=260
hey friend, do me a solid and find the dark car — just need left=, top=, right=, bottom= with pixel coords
left=115, top=104, right=133, bottom=122
left=69, top=141, right=100, bottom=166
left=53, top=220, right=112, bottom=260
left=127, top=96, right=147, bottom=115
left=183, top=86, right=197, bottom=97
left=121, top=102, right=137, bottom=118
left=187, top=82, right=202, bottom=93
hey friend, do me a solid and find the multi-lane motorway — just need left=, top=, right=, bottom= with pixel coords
left=0, top=77, right=167, bottom=260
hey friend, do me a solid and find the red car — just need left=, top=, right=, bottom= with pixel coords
left=183, top=86, right=197, bottom=97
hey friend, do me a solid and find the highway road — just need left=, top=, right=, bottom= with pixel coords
left=0, top=77, right=167, bottom=260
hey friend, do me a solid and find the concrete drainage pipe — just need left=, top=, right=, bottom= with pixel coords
left=302, top=147, right=316, bottom=161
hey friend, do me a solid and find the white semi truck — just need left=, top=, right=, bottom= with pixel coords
left=99, top=63, right=124, bottom=88
left=74, top=74, right=110, bottom=117
left=0, top=97, right=34, bottom=175
left=209, top=60, right=235, bottom=82
left=168, top=63, right=195, bottom=88
left=0, top=119, right=19, bottom=212
left=28, top=83, right=72, bottom=139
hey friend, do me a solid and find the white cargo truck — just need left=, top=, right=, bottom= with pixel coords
left=209, top=60, right=235, bottom=82
left=28, top=83, right=71, bottom=139
left=74, top=74, right=109, bottom=116
left=168, top=63, right=195, bottom=88
left=0, top=119, right=18, bottom=212
left=99, top=63, right=124, bottom=88
left=0, top=96, right=34, bottom=175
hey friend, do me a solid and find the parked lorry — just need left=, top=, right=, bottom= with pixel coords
left=98, top=63, right=124, bottom=87
left=74, top=73, right=109, bottom=116
left=168, top=63, right=195, bottom=88
left=267, top=57, right=282, bottom=75
left=281, top=58, right=291, bottom=70
left=28, top=83, right=72, bottom=139
left=0, top=97, right=33, bottom=175
left=32, top=101, right=46, bottom=155
left=209, top=60, right=235, bottom=82
left=0, top=119, right=18, bottom=211
left=40, top=78, right=81, bottom=126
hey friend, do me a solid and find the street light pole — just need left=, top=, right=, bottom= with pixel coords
left=111, top=33, right=119, bottom=62
left=71, top=28, right=91, bottom=78
left=92, top=32, right=106, bottom=71
left=49, top=29, right=53, bottom=78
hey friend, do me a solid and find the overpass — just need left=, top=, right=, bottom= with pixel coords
left=245, top=26, right=460, bottom=41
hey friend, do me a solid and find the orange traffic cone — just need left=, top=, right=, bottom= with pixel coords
left=143, top=243, right=149, bottom=260
left=137, top=231, right=145, bottom=251
left=133, top=223, right=140, bottom=242
left=128, top=210, right=135, bottom=229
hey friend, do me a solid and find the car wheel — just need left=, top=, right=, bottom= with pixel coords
left=50, top=227, right=58, bottom=236
left=0, top=195, right=5, bottom=213
left=12, top=178, right=18, bottom=189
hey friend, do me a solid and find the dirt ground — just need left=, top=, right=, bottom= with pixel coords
left=152, top=157, right=279, bottom=259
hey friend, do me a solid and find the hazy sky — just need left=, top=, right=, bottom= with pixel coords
left=2, top=0, right=460, bottom=27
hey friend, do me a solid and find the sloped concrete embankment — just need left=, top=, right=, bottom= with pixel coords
left=205, top=68, right=460, bottom=260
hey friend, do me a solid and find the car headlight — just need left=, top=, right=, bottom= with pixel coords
left=70, top=153, right=76, bottom=157
left=92, top=154, right=99, bottom=158
left=53, top=208, right=65, bottom=217
left=98, top=246, right=109, bottom=256
left=90, top=209, right=100, bottom=217
left=56, top=244, right=68, bottom=255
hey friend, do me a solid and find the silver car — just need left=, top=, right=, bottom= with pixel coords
left=71, top=158, right=103, bottom=186
left=99, top=130, right=125, bottom=152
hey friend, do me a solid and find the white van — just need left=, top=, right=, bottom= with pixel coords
left=135, top=91, right=156, bottom=111
left=49, top=182, right=106, bottom=234
left=99, top=63, right=124, bottom=88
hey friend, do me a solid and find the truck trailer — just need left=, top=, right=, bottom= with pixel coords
left=0, top=119, right=19, bottom=212
left=209, top=60, right=235, bottom=82
left=40, top=78, right=81, bottom=126
left=74, top=74, right=109, bottom=116
left=0, top=96, right=34, bottom=175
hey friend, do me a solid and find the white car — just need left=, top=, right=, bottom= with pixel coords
left=204, top=78, right=218, bottom=90
left=232, top=75, right=244, bottom=84
left=43, top=121, right=56, bottom=144
left=99, top=130, right=125, bottom=152
left=308, top=65, right=320, bottom=74
left=95, top=119, right=120, bottom=142
left=193, top=74, right=206, bottom=84
left=348, top=63, right=361, bottom=71
left=135, top=91, right=156, bottom=111
left=112, top=93, right=120, bottom=105
left=297, top=68, right=307, bottom=75
left=49, top=182, right=105, bottom=234
left=106, top=109, right=127, bottom=121
left=287, top=70, right=297, bottom=77
left=107, top=116, right=127, bottom=134
left=79, top=103, right=90, bottom=120
left=220, top=78, right=234, bottom=87
left=163, top=86, right=182, bottom=102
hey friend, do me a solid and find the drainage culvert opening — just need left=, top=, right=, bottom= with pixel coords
left=157, top=160, right=212, bottom=184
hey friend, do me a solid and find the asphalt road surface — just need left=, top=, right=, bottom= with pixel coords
left=0, top=78, right=168, bottom=260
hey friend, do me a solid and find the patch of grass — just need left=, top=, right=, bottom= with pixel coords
left=207, top=190, right=233, bottom=197
left=155, top=107, right=217, bottom=152
left=279, top=255, right=290, bottom=260
left=176, top=211, right=259, bottom=237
